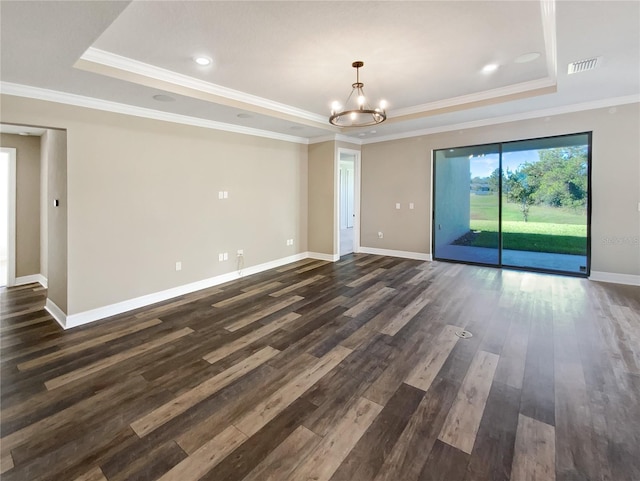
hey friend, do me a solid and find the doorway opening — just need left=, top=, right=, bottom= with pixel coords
left=0, top=148, right=16, bottom=287
left=433, top=132, right=591, bottom=276
left=337, top=149, right=360, bottom=257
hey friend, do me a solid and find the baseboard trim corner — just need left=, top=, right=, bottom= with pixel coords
left=307, top=252, right=340, bottom=262
left=358, top=247, right=432, bottom=262
left=45, top=298, right=67, bottom=329
left=589, top=271, right=640, bottom=286
left=14, top=273, right=48, bottom=288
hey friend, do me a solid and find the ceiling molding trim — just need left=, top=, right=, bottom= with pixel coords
left=308, top=135, right=339, bottom=144
left=335, top=134, right=363, bottom=145
left=0, top=82, right=310, bottom=145
left=358, top=95, right=640, bottom=145
left=389, top=77, right=556, bottom=119
left=80, top=47, right=327, bottom=124
left=307, top=134, right=363, bottom=145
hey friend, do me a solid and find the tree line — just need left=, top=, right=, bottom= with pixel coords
left=474, top=146, right=588, bottom=222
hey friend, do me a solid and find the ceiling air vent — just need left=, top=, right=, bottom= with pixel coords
left=567, top=57, right=601, bottom=74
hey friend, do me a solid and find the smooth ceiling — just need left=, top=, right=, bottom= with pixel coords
left=0, top=1, right=638, bottom=141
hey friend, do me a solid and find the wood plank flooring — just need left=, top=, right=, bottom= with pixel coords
left=1, top=255, right=639, bottom=481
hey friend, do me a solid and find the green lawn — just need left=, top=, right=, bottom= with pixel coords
left=453, top=194, right=588, bottom=255
left=470, top=194, right=587, bottom=224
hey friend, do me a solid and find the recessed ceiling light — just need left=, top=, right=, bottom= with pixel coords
left=194, top=56, right=212, bottom=66
left=153, top=94, right=175, bottom=102
left=18, top=132, right=30, bottom=136
left=515, top=52, right=541, bottom=64
left=482, top=63, right=499, bottom=74
left=237, top=113, right=253, bottom=119
left=358, top=133, right=366, bottom=137
left=370, top=130, right=376, bottom=134
left=290, top=126, right=304, bottom=130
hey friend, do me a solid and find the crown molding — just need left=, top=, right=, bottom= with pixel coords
left=307, top=133, right=363, bottom=145
left=389, top=77, right=557, bottom=119
left=360, top=95, right=640, bottom=145
left=0, top=82, right=310, bottom=145
left=334, top=134, right=363, bottom=145
left=4, top=82, right=636, bottom=148
left=79, top=47, right=327, bottom=124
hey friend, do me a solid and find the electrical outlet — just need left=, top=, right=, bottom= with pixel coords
left=218, top=191, right=224, bottom=199
left=223, top=191, right=228, bottom=199
left=218, top=253, right=224, bottom=262
left=175, top=261, right=182, bottom=271
left=409, top=202, right=414, bottom=210
left=237, top=249, right=244, bottom=256
left=223, top=252, right=228, bottom=261
left=378, top=231, right=383, bottom=239
left=395, top=203, right=401, bottom=209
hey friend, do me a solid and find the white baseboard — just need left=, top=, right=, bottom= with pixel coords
left=52, top=248, right=439, bottom=330
left=589, top=271, right=640, bottom=286
left=64, top=252, right=310, bottom=329
left=45, top=298, right=67, bottom=329
left=308, top=252, right=340, bottom=262
left=358, top=247, right=432, bottom=262
left=14, top=273, right=47, bottom=288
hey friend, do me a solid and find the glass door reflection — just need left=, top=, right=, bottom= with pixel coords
left=434, top=144, right=501, bottom=266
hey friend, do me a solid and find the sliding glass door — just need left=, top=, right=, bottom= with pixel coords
left=433, top=133, right=591, bottom=276
left=434, top=144, right=501, bottom=266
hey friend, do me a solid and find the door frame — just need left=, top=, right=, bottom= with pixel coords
left=1, top=147, right=17, bottom=286
left=336, top=148, right=361, bottom=256
left=431, top=132, right=592, bottom=277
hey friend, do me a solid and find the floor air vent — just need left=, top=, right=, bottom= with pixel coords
left=568, top=57, right=601, bottom=74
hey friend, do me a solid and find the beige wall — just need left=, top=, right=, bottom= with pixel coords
left=42, top=129, right=68, bottom=312
left=361, top=103, right=640, bottom=275
left=361, top=136, right=431, bottom=253
left=0, top=133, right=40, bottom=277
left=307, top=141, right=334, bottom=255
left=1, top=95, right=309, bottom=315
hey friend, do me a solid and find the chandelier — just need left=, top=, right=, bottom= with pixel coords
left=329, top=61, right=387, bottom=127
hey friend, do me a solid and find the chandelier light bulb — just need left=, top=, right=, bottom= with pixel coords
left=379, top=99, right=387, bottom=110
left=357, top=95, right=366, bottom=106
left=331, top=101, right=341, bottom=111
left=350, top=112, right=357, bottom=120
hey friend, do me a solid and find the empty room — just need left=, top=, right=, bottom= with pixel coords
left=1, top=1, right=639, bottom=481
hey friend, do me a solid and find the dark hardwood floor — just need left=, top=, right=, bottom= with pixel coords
left=1, top=255, right=639, bottom=481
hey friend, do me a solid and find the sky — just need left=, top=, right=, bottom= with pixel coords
left=470, top=150, right=540, bottom=178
